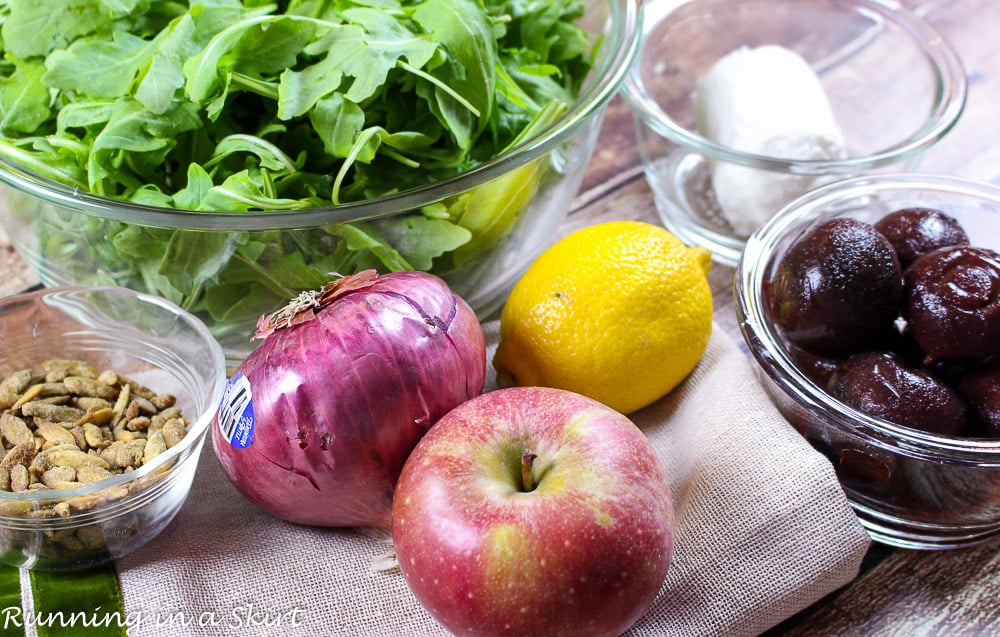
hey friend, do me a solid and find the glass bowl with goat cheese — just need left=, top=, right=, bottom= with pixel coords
left=621, top=0, right=967, bottom=266
left=0, top=0, right=641, bottom=367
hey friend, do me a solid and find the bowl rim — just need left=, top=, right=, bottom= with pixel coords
left=0, top=0, right=642, bottom=232
left=735, top=172, right=1000, bottom=465
left=0, top=285, right=227, bottom=510
left=621, top=0, right=968, bottom=175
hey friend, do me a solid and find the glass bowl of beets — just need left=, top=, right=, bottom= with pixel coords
left=736, top=173, right=1000, bottom=550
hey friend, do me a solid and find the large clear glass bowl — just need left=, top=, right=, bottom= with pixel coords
left=622, top=0, right=967, bottom=266
left=0, top=0, right=641, bottom=366
left=0, top=286, right=225, bottom=570
left=736, top=173, right=1000, bottom=550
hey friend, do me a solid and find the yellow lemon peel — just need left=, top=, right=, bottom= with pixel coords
left=494, top=221, right=713, bottom=413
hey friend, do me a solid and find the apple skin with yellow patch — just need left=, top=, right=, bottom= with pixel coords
left=391, top=386, right=675, bottom=637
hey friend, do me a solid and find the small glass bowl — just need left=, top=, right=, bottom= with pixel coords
left=736, top=173, right=1000, bottom=550
left=621, top=0, right=967, bottom=266
left=0, top=286, right=225, bottom=570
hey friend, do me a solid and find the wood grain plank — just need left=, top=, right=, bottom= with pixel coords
left=579, top=95, right=643, bottom=195
left=904, top=0, right=1000, bottom=182
left=772, top=542, right=1000, bottom=636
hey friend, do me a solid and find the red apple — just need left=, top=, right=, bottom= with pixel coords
left=392, top=386, right=674, bottom=637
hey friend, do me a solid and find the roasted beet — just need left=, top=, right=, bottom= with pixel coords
left=786, top=342, right=841, bottom=387
left=873, top=207, right=969, bottom=269
left=827, top=351, right=969, bottom=436
left=771, top=218, right=903, bottom=357
left=903, top=246, right=1000, bottom=364
left=957, top=363, right=1000, bottom=437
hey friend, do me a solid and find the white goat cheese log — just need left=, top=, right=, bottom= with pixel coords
left=693, top=45, right=847, bottom=235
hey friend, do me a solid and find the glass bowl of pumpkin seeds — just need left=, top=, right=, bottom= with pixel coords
left=0, top=286, right=225, bottom=570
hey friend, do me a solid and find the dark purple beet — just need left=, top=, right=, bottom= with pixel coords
left=827, top=351, right=969, bottom=436
left=771, top=218, right=903, bottom=357
left=957, top=363, right=1000, bottom=437
left=903, top=246, right=1000, bottom=364
left=874, top=207, right=969, bottom=269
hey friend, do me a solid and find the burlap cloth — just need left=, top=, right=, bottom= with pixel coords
left=115, top=321, right=870, bottom=636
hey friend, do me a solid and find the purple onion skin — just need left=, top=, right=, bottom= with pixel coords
left=212, top=271, right=486, bottom=529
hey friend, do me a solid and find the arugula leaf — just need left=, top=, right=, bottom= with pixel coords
left=341, top=7, right=438, bottom=101
left=43, top=31, right=153, bottom=99
left=159, top=229, right=240, bottom=296
left=327, top=222, right=414, bottom=272
left=87, top=98, right=201, bottom=194
left=0, top=61, right=50, bottom=134
left=412, top=0, right=497, bottom=148
left=183, top=15, right=280, bottom=111
left=205, top=134, right=298, bottom=173
left=308, top=93, right=365, bottom=157
left=56, top=101, right=117, bottom=135
left=134, top=13, right=199, bottom=114
left=171, top=161, right=215, bottom=210
left=448, top=159, right=539, bottom=267
left=199, top=169, right=315, bottom=211
left=374, top=215, right=472, bottom=271
left=273, top=21, right=364, bottom=119
left=2, top=0, right=133, bottom=59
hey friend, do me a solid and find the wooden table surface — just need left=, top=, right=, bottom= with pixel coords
left=0, top=0, right=996, bottom=634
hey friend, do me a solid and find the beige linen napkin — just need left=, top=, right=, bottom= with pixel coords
left=115, top=321, right=870, bottom=637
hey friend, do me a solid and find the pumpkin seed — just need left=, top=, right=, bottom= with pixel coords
left=9, top=464, right=29, bottom=492
left=63, top=376, right=117, bottom=400
left=35, top=420, right=77, bottom=447
left=1, top=440, right=36, bottom=471
left=20, top=401, right=86, bottom=424
left=0, top=413, right=34, bottom=448
left=43, top=360, right=99, bottom=381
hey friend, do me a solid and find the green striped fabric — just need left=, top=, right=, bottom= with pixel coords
left=0, top=564, right=126, bottom=637
left=0, top=565, right=24, bottom=637
left=29, top=564, right=126, bottom=637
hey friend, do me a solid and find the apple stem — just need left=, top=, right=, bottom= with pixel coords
left=521, top=449, right=537, bottom=492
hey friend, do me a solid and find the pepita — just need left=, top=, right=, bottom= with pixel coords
left=63, top=376, right=117, bottom=400
left=82, top=423, right=107, bottom=449
left=0, top=369, right=33, bottom=394
left=20, top=401, right=86, bottom=424
left=43, top=360, right=99, bottom=382
left=0, top=413, right=34, bottom=448
left=9, top=464, right=29, bottom=492
left=35, top=420, right=78, bottom=447
left=1, top=440, right=36, bottom=471
left=41, top=466, right=77, bottom=488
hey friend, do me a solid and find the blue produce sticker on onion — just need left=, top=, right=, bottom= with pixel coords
left=217, top=373, right=255, bottom=449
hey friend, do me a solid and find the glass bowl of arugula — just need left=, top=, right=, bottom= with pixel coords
left=0, top=0, right=641, bottom=365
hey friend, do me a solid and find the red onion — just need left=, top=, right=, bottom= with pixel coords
left=212, top=270, right=486, bottom=528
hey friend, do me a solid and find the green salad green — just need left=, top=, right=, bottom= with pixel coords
left=0, top=0, right=594, bottom=342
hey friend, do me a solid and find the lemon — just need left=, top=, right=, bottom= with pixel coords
left=494, top=220, right=713, bottom=414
